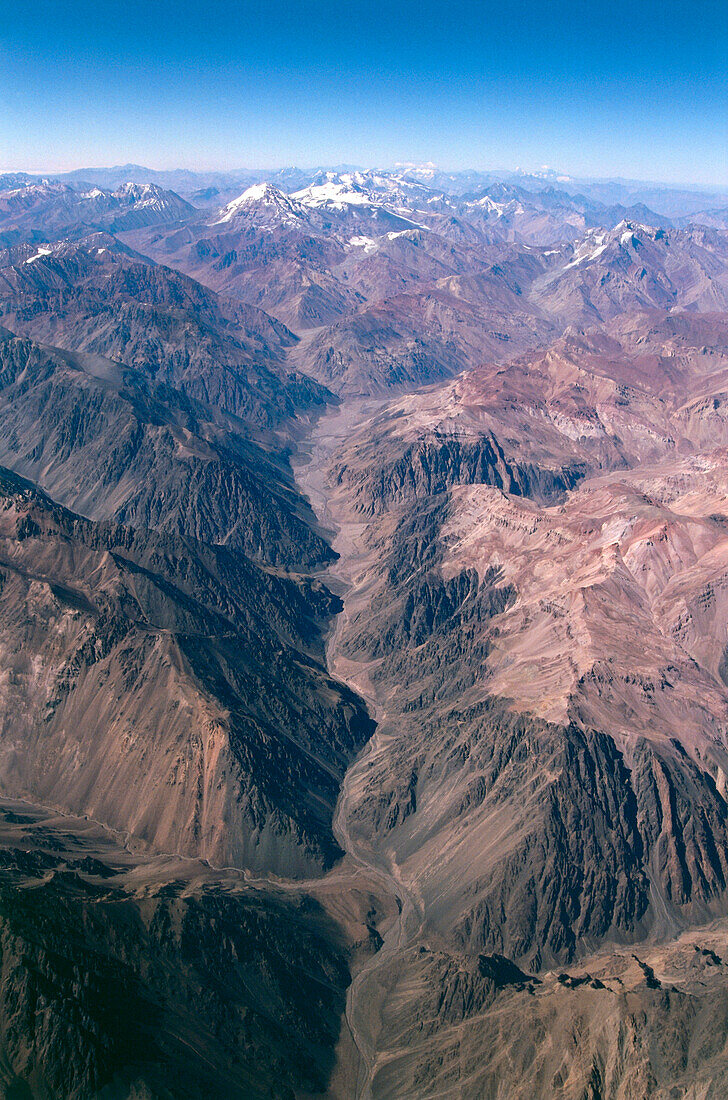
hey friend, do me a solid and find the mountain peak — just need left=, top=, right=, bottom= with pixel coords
left=213, top=182, right=303, bottom=224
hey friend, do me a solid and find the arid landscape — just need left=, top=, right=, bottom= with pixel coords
left=1, top=159, right=728, bottom=1098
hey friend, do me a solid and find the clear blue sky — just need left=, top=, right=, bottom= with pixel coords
left=1, top=0, right=726, bottom=184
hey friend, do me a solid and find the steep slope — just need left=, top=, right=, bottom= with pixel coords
left=533, top=223, right=728, bottom=322
left=290, top=300, right=728, bottom=1095
left=0, top=328, right=330, bottom=566
left=0, top=179, right=195, bottom=244
left=0, top=466, right=371, bottom=873
left=326, top=469, right=728, bottom=965
left=0, top=241, right=327, bottom=427
left=2, top=169, right=728, bottom=1099
left=330, top=320, right=728, bottom=511
left=360, top=933, right=728, bottom=1099
left=0, top=801, right=368, bottom=1100
left=288, top=268, right=554, bottom=396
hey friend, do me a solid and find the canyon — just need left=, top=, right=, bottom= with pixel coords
left=1, top=167, right=728, bottom=1097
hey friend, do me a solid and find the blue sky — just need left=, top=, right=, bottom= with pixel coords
left=1, top=0, right=726, bottom=184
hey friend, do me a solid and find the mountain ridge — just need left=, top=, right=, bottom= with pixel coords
left=2, top=163, right=728, bottom=1097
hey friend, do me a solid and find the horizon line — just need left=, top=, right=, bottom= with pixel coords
left=3, top=162, right=728, bottom=193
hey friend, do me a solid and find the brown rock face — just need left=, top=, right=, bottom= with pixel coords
left=0, top=468, right=372, bottom=875
left=0, top=328, right=332, bottom=567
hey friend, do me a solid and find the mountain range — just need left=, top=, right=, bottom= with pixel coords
left=2, top=165, right=728, bottom=1097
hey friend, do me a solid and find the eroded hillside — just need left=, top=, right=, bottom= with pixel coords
left=2, top=168, right=728, bottom=1097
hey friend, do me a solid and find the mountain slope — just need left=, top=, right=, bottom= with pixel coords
left=0, top=241, right=327, bottom=426
left=0, top=327, right=332, bottom=566
left=0, top=465, right=372, bottom=873
left=0, top=179, right=195, bottom=244
left=289, top=292, right=728, bottom=1093
left=0, top=801, right=361, bottom=1100
left=2, top=166, right=728, bottom=1098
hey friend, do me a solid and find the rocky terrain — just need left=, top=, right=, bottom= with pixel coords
left=2, top=167, right=728, bottom=1096
left=0, top=799, right=369, bottom=1100
left=0, top=181, right=195, bottom=246
left=0, top=464, right=374, bottom=874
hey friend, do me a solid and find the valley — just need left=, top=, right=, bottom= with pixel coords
left=2, top=165, right=728, bottom=1096
left=291, top=353, right=728, bottom=1098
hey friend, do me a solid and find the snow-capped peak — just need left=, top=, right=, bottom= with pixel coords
left=293, top=169, right=436, bottom=212
left=213, top=183, right=303, bottom=224
left=292, top=177, right=377, bottom=210
left=560, top=221, right=662, bottom=272
left=466, top=194, right=523, bottom=218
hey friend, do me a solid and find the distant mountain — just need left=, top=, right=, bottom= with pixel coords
left=556, top=177, right=728, bottom=218
left=676, top=205, right=728, bottom=230
left=9, top=162, right=722, bottom=218
left=50, top=163, right=250, bottom=192
left=0, top=178, right=196, bottom=244
left=533, top=221, right=728, bottom=321
left=213, top=182, right=310, bottom=228
left=46, top=164, right=322, bottom=202
left=112, top=177, right=728, bottom=398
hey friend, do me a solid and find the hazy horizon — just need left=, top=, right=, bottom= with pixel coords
left=3, top=161, right=728, bottom=195
left=2, top=0, right=726, bottom=186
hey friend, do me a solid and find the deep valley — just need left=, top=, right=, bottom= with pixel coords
left=2, top=164, right=728, bottom=1097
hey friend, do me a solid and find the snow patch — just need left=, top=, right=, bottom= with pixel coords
left=562, top=233, right=607, bottom=269
left=293, top=180, right=373, bottom=208
left=348, top=235, right=378, bottom=254
left=25, top=247, right=52, bottom=265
